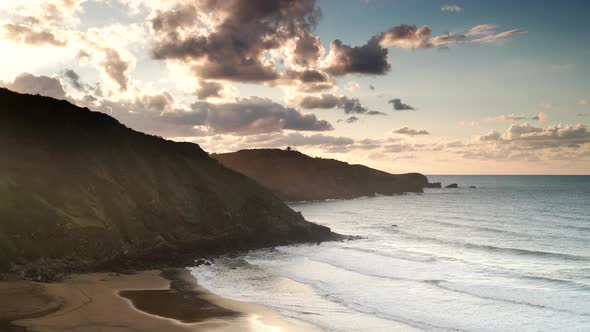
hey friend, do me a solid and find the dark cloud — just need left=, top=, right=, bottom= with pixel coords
left=2, top=23, right=66, bottom=46
left=393, top=127, right=429, bottom=135
left=366, top=110, right=386, bottom=115
left=196, top=81, right=223, bottom=100
left=0, top=72, right=66, bottom=99
left=150, top=0, right=320, bottom=83
left=60, top=69, right=103, bottom=96
left=324, top=38, right=390, bottom=76
left=388, top=98, right=415, bottom=111
left=140, top=92, right=174, bottom=112
left=150, top=3, right=198, bottom=33
left=293, top=32, right=322, bottom=67
left=378, top=24, right=433, bottom=49
left=101, top=48, right=130, bottom=91
left=61, top=69, right=84, bottom=91
left=284, top=69, right=334, bottom=92
left=165, top=97, right=332, bottom=135
left=345, top=116, right=359, bottom=123
left=297, top=94, right=374, bottom=114
left=291, top=69, right=329, bottom=83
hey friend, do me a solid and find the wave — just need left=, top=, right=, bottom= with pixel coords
left=426, top=280, right=590, bottom=317
left=390, top=229, right=590, bottom=262
left=561, top=224, right=590, bottom=232
left=263, top=252, right=590, bottom=317
left=417, top=218, right=529, bottom=237
left=333, top=245, right=437, bottom=263
left=518, top=275, right=590, bottom=290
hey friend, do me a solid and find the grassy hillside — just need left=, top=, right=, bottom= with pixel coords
left=213, top=149, right=428, bottom=201
left=0, top=88, right=338, bottom=278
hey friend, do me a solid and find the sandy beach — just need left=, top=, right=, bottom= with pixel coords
left=0, top=269, right=319, bottom=332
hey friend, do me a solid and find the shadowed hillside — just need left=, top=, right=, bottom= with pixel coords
left=0, top=88, right=339, bottom=278
left=213, top=149, right=428, bottom=201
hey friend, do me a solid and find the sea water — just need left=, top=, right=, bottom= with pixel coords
left=190, top=176, right=590, bottom=331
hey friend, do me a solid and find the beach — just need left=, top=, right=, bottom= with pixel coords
left=0, top=269, right=318, bottom=332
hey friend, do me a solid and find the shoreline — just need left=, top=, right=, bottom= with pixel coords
left=0, top=268, right=320, bottom=332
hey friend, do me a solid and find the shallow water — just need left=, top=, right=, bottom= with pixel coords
left=191, top=176, right=590, bottom=331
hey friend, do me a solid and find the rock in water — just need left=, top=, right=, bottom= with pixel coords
left=445, top=183, right=459, bottom=188
left=213, top=149, right=428, bottom=201
left=0, top=88, right=339, bottom=277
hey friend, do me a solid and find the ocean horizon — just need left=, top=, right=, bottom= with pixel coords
left=191, top=175, right=590, bottom=331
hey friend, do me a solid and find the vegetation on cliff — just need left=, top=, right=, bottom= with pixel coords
left=0, top=88, right=338, bottom=278
left=213, top=149, right=428, bottom=201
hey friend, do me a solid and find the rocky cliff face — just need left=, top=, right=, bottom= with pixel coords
left=0, top=88, right=338, bottom=277
left=213, top=149, right=428, bottom=202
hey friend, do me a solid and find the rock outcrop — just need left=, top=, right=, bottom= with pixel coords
left=0, top=88, right=339, bottom=278
left=213, top=149, right=428, bottom=201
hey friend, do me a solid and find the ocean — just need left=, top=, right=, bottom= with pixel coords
left=190, top=176, right=590, bottom=331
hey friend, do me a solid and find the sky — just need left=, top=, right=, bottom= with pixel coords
left=0, top=0, right=589, bottom=174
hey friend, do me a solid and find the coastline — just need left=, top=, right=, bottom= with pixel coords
left=0, top=268, right=320, bottom=332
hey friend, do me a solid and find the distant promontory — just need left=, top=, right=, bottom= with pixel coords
left=213, top=149, right=429, bottom=202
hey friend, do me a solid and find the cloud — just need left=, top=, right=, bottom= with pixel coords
left=59, top=68, right=103, bottom=96
left=468, top=28, right=527, bottom=44
left=150, top=0, right=320, bottom=83
left=540, top=102, right=554, bottom=109
left=323, top=38, right=390, bottom=75
left=2, top=23, right=66, bottom=46
left=296, top=94, right=375, bottom=114
left=0, top=72, right=66, bottom=99
left=532, top=112, right=548, bottom=122
left=140, top=92, right=174, bottom=112
left=345, top=116, right=359, bottom=123
left=262, top=132, right=354, bottom=147
left=292, top=32, right=323, bottom=67
left=345, top=81, right=360, bottom=91
left=479, top=123, right=590, bottom=149
left=379, top=24, right=433, bottom=49
left=378, top=24, right=526, bottom=50
left=196, top=81, right=223, bottom=100
left=388, top=98, right=415, bottom=111
left=283, top=69, right=335, bottom=92
left=479, top=131, right=502, bottom=141
left=383, top=143, right=415, bottom=153
left=488, top=114, right=526, bottom=121
left=393, top=127, right=429, bottom=136
left=61, top=68, right=84, bottom=91
left=441, top=4, right=462, bottom=12
left=174, top=97, right=332, bottom=135
left=101, top=48, right=131, bottom=91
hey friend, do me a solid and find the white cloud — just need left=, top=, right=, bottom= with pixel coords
left=441, top=4, right=462, bottom=12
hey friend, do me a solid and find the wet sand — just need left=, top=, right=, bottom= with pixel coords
left=0, top=269, right=320, bottom=332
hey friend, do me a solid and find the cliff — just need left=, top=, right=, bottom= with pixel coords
left=213, top=149, right=428, bottom=201
left=0, top=88, right=338, bottom=278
